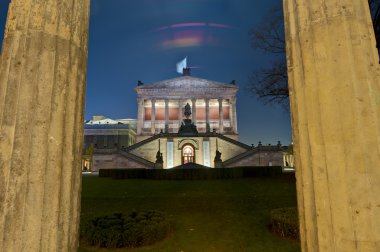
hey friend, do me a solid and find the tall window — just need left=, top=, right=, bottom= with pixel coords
left=182, top=145, right=195, bottom=164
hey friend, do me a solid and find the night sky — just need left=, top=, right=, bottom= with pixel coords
left=0, top=0, right=292, bottom=146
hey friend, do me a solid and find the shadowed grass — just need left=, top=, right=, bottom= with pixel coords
left=79, top=175, right=299, bottom=252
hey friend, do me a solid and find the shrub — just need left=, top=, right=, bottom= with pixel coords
left=242, top=166, right=282, bottom=177
left=112, top=168, right=145, bottom=179
left=99, top=169, right=112, bottom=178
left=270, top=207, right=299, bottom=240
left=98, top=166, right=284, bottom=180
left=81, top=211, right=171, bottom=248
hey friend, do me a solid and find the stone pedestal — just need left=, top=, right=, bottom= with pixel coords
left=178, top=119, right=198, bottom=136
left=154, top=163, right=163, bottom=169
left=284, top=0, right=380, bottom=251
left=0, top=1, right=90, bottom=251
left=214, top=161, right=223, bottom=168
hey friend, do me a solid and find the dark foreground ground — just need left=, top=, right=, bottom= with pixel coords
left=79, top=174, right=300, bottom=252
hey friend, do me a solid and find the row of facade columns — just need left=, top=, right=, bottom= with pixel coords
left=137, top=98, right=237, bottom=134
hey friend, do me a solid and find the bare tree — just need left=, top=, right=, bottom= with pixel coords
left=250, top=6, right=285, bottom=54
left=248, top=5, right=288, bottom=110
left=248, top=60, right=288, bottom=108
left=248, top=1, right=380, bottom=110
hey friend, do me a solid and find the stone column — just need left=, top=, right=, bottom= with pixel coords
left=0, top=1, right=90, bottom=251
left=137, top=98, right=144, bottom=135
left=165, top=99, right=169, bottom=132
left=218, top=98, right=224, bottom=133
left=178, top=99, right=183, bottom=126
left=230, top=97, right=237, bottom=133
left=205, top=98, right=210, bottom=132
left=284, top=1, right=380, bottom=251
left=151, top=99, right=156, bottom=134
left=191, top=98, right=197, bottom=125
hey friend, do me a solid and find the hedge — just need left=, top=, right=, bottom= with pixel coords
left=270, top=207, right=299, bottom=240
left=98, top=166, right=283, bottom=180
left=81, top=211, right=171, bottom=249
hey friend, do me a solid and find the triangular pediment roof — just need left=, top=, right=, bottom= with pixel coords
left=135, top=76, right=238, bottom=91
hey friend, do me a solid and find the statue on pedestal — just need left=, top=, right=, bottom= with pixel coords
left=214, top=149, right=223, bottom=168
left=178, top=103, right=198, bottom=136
left=155, top=150, right=163, bottom=164
left=184, top=103, right=191, bottom=119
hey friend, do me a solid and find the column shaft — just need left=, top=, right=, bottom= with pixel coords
left=178, top=99, right=183, bottom=126
left=205, top=98, right=210, bottom=132
left=151, top=99, right=156, bottom=134
left=0, top=1, right=90, bottom=251
left=284, top=0, right=380, bottom=251
left=137, top=98, right=144, bottom=135
left=218, top=98, right=224, bottom=133
left=192, top=98, right=197, bottom=125
left=230, top=97, right=237, bottom=133
left=165, top=99, right=169, bottom=132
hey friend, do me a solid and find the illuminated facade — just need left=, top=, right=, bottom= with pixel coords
left=135, top=73, right=238, bottom=142
left=84, top=73, right=288, bottom=171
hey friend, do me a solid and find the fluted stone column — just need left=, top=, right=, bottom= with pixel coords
left=205, top=98, right=210, bottom=132
left=230, top=97, right=237, bottom=133
left=137, top=98, right=144, bottom=135
left=191, top=98, right=197, bottom=125
left=284, top=0, right=380, bottom=251
left=178, top=99, right=183, bottom=126
left=151, top=99, right=156, bottom=134
left=0, top=1, right=90, bottom=251
left=218, top=98, right=224, bottom=133
left=165, top=99, right=169, bottom=132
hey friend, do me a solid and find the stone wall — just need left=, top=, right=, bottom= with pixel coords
left=224, top=151, right=283, bottom=167
left=91, top=154, right=150, bottom=171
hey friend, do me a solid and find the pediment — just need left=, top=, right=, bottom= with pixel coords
left=135, top=76, right=237, bottom=91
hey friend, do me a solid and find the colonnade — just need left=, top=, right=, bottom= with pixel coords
left=137, top=98, right=237, bottom=135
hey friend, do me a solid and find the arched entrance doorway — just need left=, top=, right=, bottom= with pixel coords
left=182, top=144, right=195, bottom=164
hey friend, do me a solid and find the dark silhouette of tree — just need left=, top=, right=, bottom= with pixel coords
left=248, top=5, right=288, bottom=110
left=248, top=1, right=380, bottom=110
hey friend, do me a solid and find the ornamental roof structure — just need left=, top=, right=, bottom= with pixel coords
left=135, top=75, right=238, bottom=99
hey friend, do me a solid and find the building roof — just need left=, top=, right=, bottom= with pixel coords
left=86, top=118, right=120, bottom=125
left=86, top=117, right=136, bottom=127
left=135, top=76, right=238, bottom=96
left=84, top=124, right=133, bottom=130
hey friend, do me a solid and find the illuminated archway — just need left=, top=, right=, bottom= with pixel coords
left=182, top=144, right=195, bottom=164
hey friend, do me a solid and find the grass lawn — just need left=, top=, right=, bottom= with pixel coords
left=79, top=175, right=300, bottom=252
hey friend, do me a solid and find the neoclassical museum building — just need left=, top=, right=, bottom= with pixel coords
left=84, top=70, right=288, bottom=170
left=135, top=69, right=238, bottom=142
